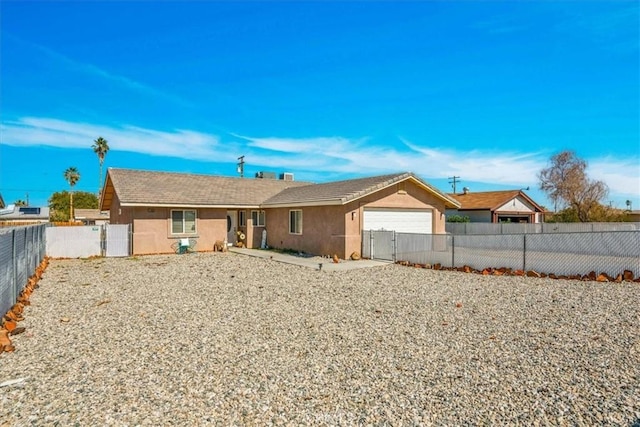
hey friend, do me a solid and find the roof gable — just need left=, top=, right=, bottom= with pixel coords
left=449, top=190, right=544, bottom=212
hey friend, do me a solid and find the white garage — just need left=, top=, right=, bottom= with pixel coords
left=363, top=208, right=433, bottom=234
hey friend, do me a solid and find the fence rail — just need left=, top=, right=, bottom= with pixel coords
left=363, top=230, right=640, bottom=278
left=0, top=224, right=47, bottom=317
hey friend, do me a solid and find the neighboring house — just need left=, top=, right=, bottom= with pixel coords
left=0, top=205, right=50, bottom=223
left=100, top=168, right=460, bottom=258
left=74, top=209, right=110, bottom=225
left=626, top=210, right=640, bottom=222
left=446, top=189, right=545, bottom=223
left=0, top=193, right=5, bottom=209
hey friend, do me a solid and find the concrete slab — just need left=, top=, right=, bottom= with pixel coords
left=228, top=247, right=390, bottom=271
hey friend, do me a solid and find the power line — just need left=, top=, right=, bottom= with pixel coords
left=448, top=176, right=461, bottom=194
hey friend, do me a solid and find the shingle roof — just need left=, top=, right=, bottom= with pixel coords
left=102, top=168, right=310, bottom=208
left=101, top=168, right=460, bottom=210
left=449, top=190, right=543, bottom=211
left=263, top=172, right=460, bottom=207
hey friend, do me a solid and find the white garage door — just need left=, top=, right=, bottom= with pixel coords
left=363, top=209, right=433, bottom=234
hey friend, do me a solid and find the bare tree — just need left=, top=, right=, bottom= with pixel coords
left=538, top=150, right=608, bottom=222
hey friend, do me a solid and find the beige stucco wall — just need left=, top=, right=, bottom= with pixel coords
left=125, top=207, right=228, bottom=255
left=109, top=179, right=450, bottom=258
left=265, top=180, right=449, bottom=259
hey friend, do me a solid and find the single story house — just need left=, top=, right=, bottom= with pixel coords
left=100, top=168, right=460, bottom=258
left=74, top=209, right=110, bottom=225
left=0, top=205, right=50, bottom=224
left=446, top=188, right=545, bottom=223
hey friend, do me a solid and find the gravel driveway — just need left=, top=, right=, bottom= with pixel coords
left=2, top=252, right=639, bottom=426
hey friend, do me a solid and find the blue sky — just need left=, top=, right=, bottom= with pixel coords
left=1, top=1, right=638, bottom=211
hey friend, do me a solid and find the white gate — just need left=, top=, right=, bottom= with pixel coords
left=105, top=224, right=131, bottom=257
left=46, top=226, right=102, bottom=258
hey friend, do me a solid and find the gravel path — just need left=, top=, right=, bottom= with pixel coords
left=2, top=252, right=639, bottom=426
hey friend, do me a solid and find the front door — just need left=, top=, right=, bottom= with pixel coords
left=227, top=210, right=237, bottom=246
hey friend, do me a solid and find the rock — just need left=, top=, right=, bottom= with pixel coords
left=332, top=254, right=339, bottom=263
left=350, top=251, right=361, bottom=260
left=596, top=274, right=608, bottom=282
left=433, top=263, right=442, bottom=270
left=526, top=270, right=541, bottom=278
left=623, top=270, right=634, bottom=281
left=463, top=265, right=472, bottom=273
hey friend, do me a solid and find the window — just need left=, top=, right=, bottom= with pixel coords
left=171, top=210, right=196, bottom=234
left=251, top=210, right=265, bottom=227
left=289, top=210, right=302, bottom=234
left=239, top=211, right=247, bottom=227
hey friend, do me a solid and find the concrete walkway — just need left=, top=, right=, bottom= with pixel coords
left=228, top=247, right=390, bottom=271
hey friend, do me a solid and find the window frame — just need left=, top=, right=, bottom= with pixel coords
left=251, top=210, right=266, bottom=227
left=289, top=209, right=302, bottom=235
left=170, top=209, right=197, bottom=235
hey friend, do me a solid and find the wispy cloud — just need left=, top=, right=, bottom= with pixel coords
left=3, top=116, right=637, bottom=201
left=589, top=156, right=640, bottom=199
left=7, top=33, right=192, bottom=107
left=1, top=117, right=226, bottom=161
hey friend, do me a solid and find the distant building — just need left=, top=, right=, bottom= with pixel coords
left=626, top=210, right=640, bottom=222
left=0, top=193, right=5, bottom=209
left=0, top=205, right=50, bottom=223
left=74, top=209, right=110, bottom=225
left=446, top=188, right=545, bottom=223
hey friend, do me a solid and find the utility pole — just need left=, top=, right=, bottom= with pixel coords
left=237, top=156, right=245, bottom=178
left=448, top=176, right=460, bottom=194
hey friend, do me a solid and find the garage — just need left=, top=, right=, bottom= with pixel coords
left=363, top=208, right=433, bottom=234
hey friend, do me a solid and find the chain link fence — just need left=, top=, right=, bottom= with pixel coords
left=446, top=221, right=640, bottom=235
left=0, top=224, right=47, bottom=317
left=363, top=230, right=640, bottom=278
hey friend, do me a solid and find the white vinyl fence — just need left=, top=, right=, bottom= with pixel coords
left=46, top=224, right=131, bottom=258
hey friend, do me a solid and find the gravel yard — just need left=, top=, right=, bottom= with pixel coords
left=2, top=252, right=639, bottom=426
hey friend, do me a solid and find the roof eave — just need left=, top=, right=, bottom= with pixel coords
left=119, top=202, right=262, bottom=209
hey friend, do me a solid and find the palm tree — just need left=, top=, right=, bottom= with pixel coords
left=92, top=136, right=109, bottom=196
left=64, top=167, right=80, bottom=221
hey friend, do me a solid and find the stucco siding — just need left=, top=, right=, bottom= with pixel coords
left=129, top=207, right=228, bottom=255
left=357, top=181, right=447, bottom=233
left=264, top=205, right=347, bottom=257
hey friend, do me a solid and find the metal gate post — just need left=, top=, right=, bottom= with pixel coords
left=523, top=234, right=527, bottom=272
left=451, top=234, right=455, bottom=268
left=370, top=231, right=374, bottom=260
left=392, top=231, right=397, bottom=263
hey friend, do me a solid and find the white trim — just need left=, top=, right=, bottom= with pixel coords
left=363, top=208, right=433, bottom=234
left=170, top=209, right=197, bottom=235
left=289, top=209, right=303, bottom=234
